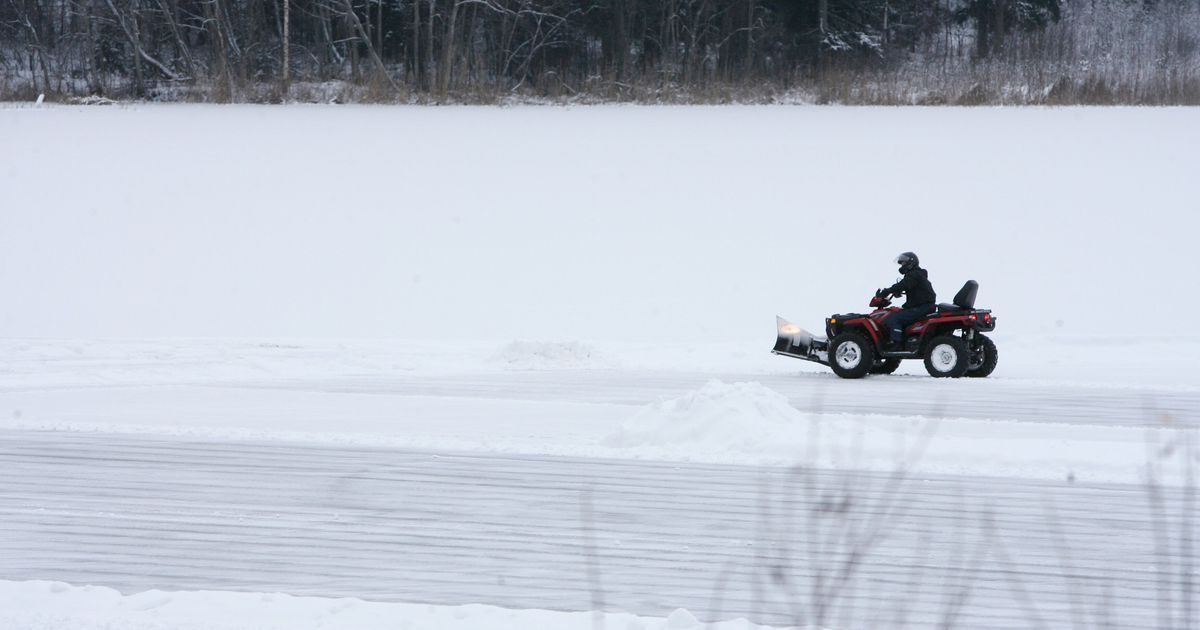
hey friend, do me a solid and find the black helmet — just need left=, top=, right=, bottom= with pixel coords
left=895, top=252, right=918, bottom=273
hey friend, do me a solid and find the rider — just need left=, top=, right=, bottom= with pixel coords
left=881, top=252, right=936, bottom=348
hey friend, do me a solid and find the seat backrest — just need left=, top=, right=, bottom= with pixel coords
left=953, top=280, right=979, bottom=309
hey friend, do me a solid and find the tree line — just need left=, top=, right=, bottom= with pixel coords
left=2, top=0, right=1198, bottom=103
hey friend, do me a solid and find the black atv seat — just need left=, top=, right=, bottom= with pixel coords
left=939, top=280, right=978, bottom=312
left=955, top=280, right=979, bottom=308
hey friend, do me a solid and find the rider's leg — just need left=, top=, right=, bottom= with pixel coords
left=884, top=306, right=934, bottom=347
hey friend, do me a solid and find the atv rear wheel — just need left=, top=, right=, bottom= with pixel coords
left=829, top=332, right=875, bottom=379
left=923, top=335, right=970, bottom=378
left=966, top=334, right=998, bottom=378
left=870, top=358, right=902, bottom=375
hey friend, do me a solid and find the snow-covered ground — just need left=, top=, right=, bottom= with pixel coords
left=3, top=105, right=1198, bottom=342
left=1, top=337, right=1196, bottom=484
left=0, top=581, right=789, bottom=630
left=1, top=104, right=1198, bottom=629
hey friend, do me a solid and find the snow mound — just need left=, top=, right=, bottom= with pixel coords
left=667, top=607, right=700, bottom=628
left=607, top=380, right=807, bottom=454
left=489, top=340, right=609, bottom=370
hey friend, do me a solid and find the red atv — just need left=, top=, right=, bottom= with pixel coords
left=773, top=280, right=998, bottom=379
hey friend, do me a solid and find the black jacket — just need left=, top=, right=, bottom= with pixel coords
left=888, top=267, right=936, bottom=308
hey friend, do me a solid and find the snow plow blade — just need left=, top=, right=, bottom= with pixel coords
left=771, top=316, right=829, bottom=366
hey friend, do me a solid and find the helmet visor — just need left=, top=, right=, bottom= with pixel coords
left=894, top=254, right=911, bottom=265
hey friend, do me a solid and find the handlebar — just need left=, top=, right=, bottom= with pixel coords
left=870, top=291, right=893, bottom=308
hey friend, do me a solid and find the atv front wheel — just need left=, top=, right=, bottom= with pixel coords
left=966, top=334, right=998, bottom=378
left=829, top=332, right=875, bottom=379
left=870, top=358, right=902, bottom=375
left=923, top=335, right=970, bottom=378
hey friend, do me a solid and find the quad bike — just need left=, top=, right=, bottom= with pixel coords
left=772, top=280, right=998, bottom=379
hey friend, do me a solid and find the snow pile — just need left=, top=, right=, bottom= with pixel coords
left=489, top=340, right=610, bottom=370
left=602, top=379, right=1166, bottom=482
left=0, top=580, right=808, bottom=630
left=608, top=380, right=809, bottom=457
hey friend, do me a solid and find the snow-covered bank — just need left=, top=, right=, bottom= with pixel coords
left=2, top=372, right=1192, bottom=485
left=611, top=380, right=1191, bottom=483
left=0, top=581, right=803, bottom=630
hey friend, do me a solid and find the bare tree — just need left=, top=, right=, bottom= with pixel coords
left=2, top=0, right=1198, bottom=104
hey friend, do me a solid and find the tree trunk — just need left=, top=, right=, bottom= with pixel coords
left=218, top=0, right=244, bottom=84
left=349, top=13, right=360, bottom=81
left=154, top=0, right=196, bottom=78
left=438, top=0, right=459, bottom=96
left=976, top=0, right=991, bottom=58
left=745, top=0, right=754, bottom=78
left=425, top=0, right=436, bottom=92
left=615, top=0, right=628, bottom=82
left=282, top=0, right=291, bottom=94
left=410, top=0, right=422, bottom=87
left=85, top=0, right=100, bottom=93
left=342, top=0, right=400, bottom=91
left=318, top=1, right=343, bottom=72
left=994, top=0, right=1008, bottom=56
left=130, top=0, right=146, bottom=95
left=209, top=1, right=225, bottom=98
left=883, top=0, right=890, bottom=51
